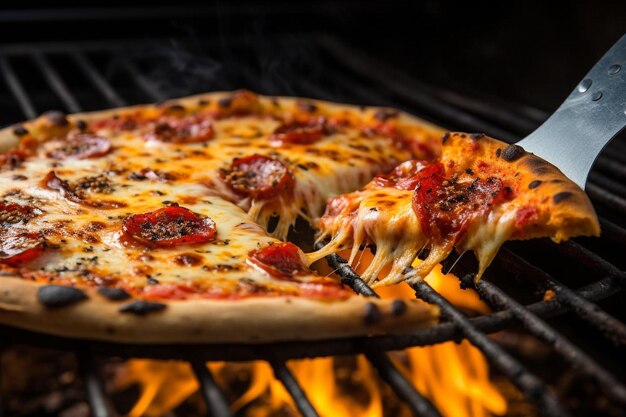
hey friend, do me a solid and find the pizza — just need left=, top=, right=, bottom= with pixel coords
left=312, top=132, right=600, bottom=287
left=0, top=91, right=599, bottom=343
left=0, top=91, right=443, bottom=343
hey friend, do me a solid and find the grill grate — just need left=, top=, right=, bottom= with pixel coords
left=0, top=35, right=625, bottom=417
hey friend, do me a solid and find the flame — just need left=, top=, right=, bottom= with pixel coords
left=115, top=250, right=507, bottom=417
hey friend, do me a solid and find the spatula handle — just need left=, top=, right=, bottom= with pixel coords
left=518, top=34, right=626, bottom=189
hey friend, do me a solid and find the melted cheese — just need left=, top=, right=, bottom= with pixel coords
left=0, top=92, right=443, bottom=296
left=311, top=179, right=519, bottom=287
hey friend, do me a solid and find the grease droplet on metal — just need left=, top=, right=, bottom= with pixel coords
left=608, top=64, right=621, bottom=75
left=578, top=78, right=592, bottom=93
left=592, top=91, right=603, bottom=101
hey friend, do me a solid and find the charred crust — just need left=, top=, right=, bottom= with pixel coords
left=364, top=302, right=382, bottom=325
left=526, top=157, right=552, bottom=175
left=75, top=120, right=87, bottom=131
left=296, top=101, right=317, bottom=113
left=37, top=285, right=87, bottom=308
left=553, top=191, right=574, bottom=203
left=197, top=99, right=210, bottom=106
left=501, top=145, right=525, bottom=162
left=166, top=104, right=186, bottom=112
left=374, top=109, right=399, bottom=121
left=13, top=125, right=29, bottom=136
left=44, top=111, right=69, bottom=127
left=441, top=132, right=450, bottom=144
left=119, top=300, right=166, bottom=315
left=495, top=148, right=502, bottom=158
left=97, top=287, right=131, bottom=301
left=391, top=299, right=407, bottom=316
left=529, top=180, right=542, bottom=189
left=469, top=133, right=485, bottom=141
left=218, top=97, right=233, bottom=108
left=459, top=274, right=476, bottom=290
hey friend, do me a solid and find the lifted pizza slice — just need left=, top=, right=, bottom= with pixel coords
left=310, top=132, right=600, bottom=286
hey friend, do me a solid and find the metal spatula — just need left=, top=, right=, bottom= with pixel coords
left=517, top=34, right=626, bottom=189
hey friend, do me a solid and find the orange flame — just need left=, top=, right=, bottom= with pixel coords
left=116, top=251, right=507, bottom=417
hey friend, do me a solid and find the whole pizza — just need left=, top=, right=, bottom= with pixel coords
left=0, top=90, right=599, bottom=343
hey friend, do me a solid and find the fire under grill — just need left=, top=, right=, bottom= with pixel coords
left=0, top=35, right=625, bottom=417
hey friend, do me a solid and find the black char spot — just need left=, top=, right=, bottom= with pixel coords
left=97, top=287, right=131, bottom=301
left=459, top=274, right=476, bottom=290
left=470, top=133, right=485, bottom=140
left=297, top=101, right=317, bottom=113
left=364, top=302, right=382, bottom=325
left=374, top=109, right=399, bottom=121
left=75, top=120, right=87, bottom=131
left=38, top=285, right=87, bottom=308
left=501, top=145, right=525, bottom=162
left=13, top=125, right=29, bottom=136
left=526, top=157, right=552, bottom=175
left=167, top=104, right=186, bottom=111
left=119, top=300, right=167, bottom=315
left=529, top=180, right=542, bottom=189
left=553, top=192, right=573, bottom=203
left=442, top=132, right=450, bottom=144
left=495, top=148, right=501, bottom=158
left=218, top=97, right=233, bottom=108
left=391, top=299, right=407, bottom=316
left=44, top=111, right=69, bottom=127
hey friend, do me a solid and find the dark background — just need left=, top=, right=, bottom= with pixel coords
left=0, top=1, right=624, bottom=112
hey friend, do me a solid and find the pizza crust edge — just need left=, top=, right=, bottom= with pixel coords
left=0, top=275, right=437, bottom=343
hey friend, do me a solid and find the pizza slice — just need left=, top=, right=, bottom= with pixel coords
left=310, top=132, right=600, bottom=286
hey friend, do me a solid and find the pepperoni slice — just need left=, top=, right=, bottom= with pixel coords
left=373, top=160, right=435, bottom=190
left=412, top=165, right=512, bottom=244
left=0, top=202, right=40, bottom=225
left=1, top=149, right=30, bottom=170
left=248, top=242, right=311, bottom=279
left=221, top=154, right=294, bottom=199
left=144, top=116, right=214, bottom=143
left=42, top=171, right=125, bottom=209
left=269, top=118, right=327, bottom=145
left=122, top=206, right=217, bottom=248
left=47, top=134, right=112, bottom=160
left=0, top=232, right=44, bottom=267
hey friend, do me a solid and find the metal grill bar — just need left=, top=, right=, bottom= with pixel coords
left=0, top=57, right=37, bottom=119
left=78, top=352, right=116, bottom=417
left=314, top=242, right=378, bottom=297
left=117, top=58, right=165, bottom=102
left=319, top=35, right=519, bottom=140
left=498, top=248, right=626, bottom=344
left=411, top=280, right=571, bottom=417
left=599, top=217, right=626, bottom=245
left=365, top=351, right=441, bottom=417
left=33, top=53, right=81, bottom=113
left=588, top=182, right=626, bottom=213
left=190, top=360, right=234, bottom=417
left=473, top=278, right=626, bottom=404
left=549, top=240, right=626, bottom=284
left=313, top=243, right=442, bottom=417
left=270, top=361, right=320, bottom=417
left=71, top=51, right=127, bottom=107
left=318, top=249, right=573, bottom=416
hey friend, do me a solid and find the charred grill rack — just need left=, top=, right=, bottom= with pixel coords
left=0, top=35, right=625, bottom=417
